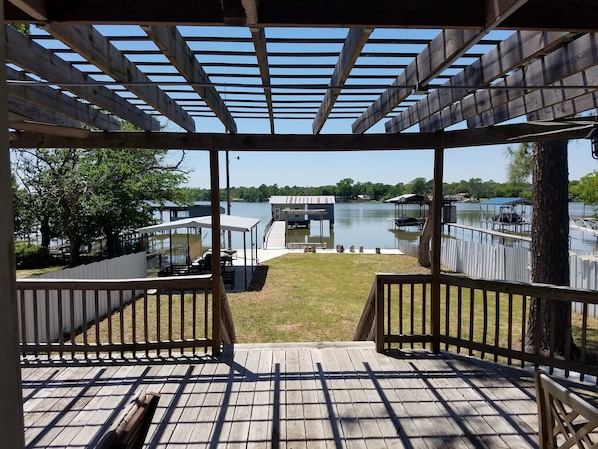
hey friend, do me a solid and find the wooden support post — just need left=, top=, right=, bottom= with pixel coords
left=0, top=0, right=26, bottom=445
left=431, top=146, right=444, bottom=354
left=210, top=150, right=222, bottom=356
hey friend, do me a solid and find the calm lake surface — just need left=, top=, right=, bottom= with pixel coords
left=225, top=201, right=598, bottom=254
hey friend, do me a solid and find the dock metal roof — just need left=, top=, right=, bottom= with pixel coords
left=269, top=196, right=335, bottom=205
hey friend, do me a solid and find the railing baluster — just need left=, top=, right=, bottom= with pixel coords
left=386, top=283, right=391, bottom=350
left=549, top=301, right=556, bottom=374
left=468, top=287, right=474, bottom=357
left=57, top=289, right=64, bottom=359
left=94, top=290, right=100, bottom=359
left=456, top=286, right=462, bottom=354
left=444, top=284, right=450, bottom=351
left=493, top=291, right=500, bottom=363
left=398, top=283, right=403, bottom=349
left=422, top=281, right=427, bottom=349
left=69, top=289, right=75, bottom=359
left=481, top=289, right=488, bottom=359
left=180, top=289, right=185, bottom=355
left=409, top=283, right=414, bottom=349
left=507, top=293, right=513, bottom=366
left=19, top=288, right=27, bottom=353
left=32, top=289, right=40, bottom=357
left=168, top=288, right=173, bottom=357
left=119, top=290, right=125, bottom=358
left=581, top=302, right=588, bottom=383
left=107, top=288, right=113, bottom=359
left=44, top=289, right=51, bottom=359
left=521, top=294, right=527, bottom=369
left=192, top=289, right=197, bottom=355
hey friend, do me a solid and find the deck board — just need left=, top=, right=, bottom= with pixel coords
left=21, top=342, right=542, bottom=449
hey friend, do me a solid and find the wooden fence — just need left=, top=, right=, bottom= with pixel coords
left=355, top=273, right=598, bottom=383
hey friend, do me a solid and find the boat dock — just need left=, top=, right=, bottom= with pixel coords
left=264, top=221, right=286, bottom=249
left=570, top=216, right=598, bottom=238
left=445, top=223, right=531, bottom=247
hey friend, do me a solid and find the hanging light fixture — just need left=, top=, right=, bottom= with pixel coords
left=585, top=127, right=598, bottom=160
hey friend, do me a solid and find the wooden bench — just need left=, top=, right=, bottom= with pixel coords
left=535, top=370, right=598, bottom=448
left=97, top=390, right=161, bottom=449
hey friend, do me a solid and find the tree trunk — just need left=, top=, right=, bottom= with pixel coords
left=524, top=140, right=577, bottom=358
left=39, top=219, right=52, bottom=248
left=418, top=216, right=432, bottom=268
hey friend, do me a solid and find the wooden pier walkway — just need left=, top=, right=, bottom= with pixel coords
left=264, top=221, right=286, bottom=249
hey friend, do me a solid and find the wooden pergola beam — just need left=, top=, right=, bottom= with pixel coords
left=45, top=24, right=196, bottom=132
left=312, top=28, right=372, bottom=134
left=352, top=0, right=530, bottom=134
left=7, top=67, right=120, bottom=131
left=10, top=122, right=591, bottom=151
left=6, top=0, right=45, bottom=20
left=5, top=0, right=598, bottom=32
left=469, top=66, right=598, bottom=128
left=385, top=31, right=569, bottom=133
left=420, top=32, right=598, bottom=132
left=5, top=25, right=159, bottom=131
left=248, top=27, right=275, bottom=134
left=528, top=91, right=598, bottom=121
left=8, top=96, right=81, bottom=129
left=143, top=25, right=236, bottom=133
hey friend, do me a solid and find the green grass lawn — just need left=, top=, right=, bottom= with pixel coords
left=227, top=253, right=429, bottom=343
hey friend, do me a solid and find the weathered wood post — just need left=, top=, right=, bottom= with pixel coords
left=210, top=150, right=222, bottom=356
left=431, top=146, right=444, bottom=354
left=0, top=3, right=26, bottom=445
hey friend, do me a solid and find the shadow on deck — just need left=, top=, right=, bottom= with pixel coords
left=22, top=342, right=540, bottom=448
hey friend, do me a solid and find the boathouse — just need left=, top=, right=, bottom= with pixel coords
left=269, top=195, right=335, bottom=228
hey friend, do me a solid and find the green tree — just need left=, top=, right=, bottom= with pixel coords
left=505, top=143, right=533, bottom=184
left=570, top=171, right=598, bottom=213
left=12, top=147, right=188, bottom=265
left=336, top=178, right=355, bottom=200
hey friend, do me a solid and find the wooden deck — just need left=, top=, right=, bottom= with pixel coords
left=21, top=342, right=540, bottom=449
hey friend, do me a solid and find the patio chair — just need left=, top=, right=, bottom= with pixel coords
left=96, top=390, right=161, bottom=449
left=535, top=370, right=598, bottom=449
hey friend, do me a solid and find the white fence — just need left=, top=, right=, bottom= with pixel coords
left=441, top=239, right=598, bottom=316
left=441, top=239, right=531, bottom=283
left=17, top=252, right=147, bottom=344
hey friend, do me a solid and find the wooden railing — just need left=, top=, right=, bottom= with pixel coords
left=355, top=273, right=598, bottom=382
left=16, top=275, right=236, bottom=359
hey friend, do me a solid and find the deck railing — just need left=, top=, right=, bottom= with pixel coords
left=355, top=273, right=598, bottom=382
left=16, top=275, right=235, bottom=359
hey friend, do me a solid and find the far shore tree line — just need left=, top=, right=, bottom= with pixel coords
left=189, top=173, right=598, bottom=208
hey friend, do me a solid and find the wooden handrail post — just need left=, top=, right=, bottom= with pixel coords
left=431, top=145, right=444, bottom=353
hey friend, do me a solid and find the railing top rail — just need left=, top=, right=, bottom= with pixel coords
left=374, top=272, right=598, bottom=302
left=16, top=275, right=213, bottom=290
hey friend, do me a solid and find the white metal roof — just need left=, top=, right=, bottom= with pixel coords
left=137, top=215, right=260, bottom=234
left=269, top=196, right=335, bottom=205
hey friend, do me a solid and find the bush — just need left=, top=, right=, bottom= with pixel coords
left=15, top=243, right=50, bottom=269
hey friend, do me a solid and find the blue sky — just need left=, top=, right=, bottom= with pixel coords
left=176, top=115, right=598, bottom=189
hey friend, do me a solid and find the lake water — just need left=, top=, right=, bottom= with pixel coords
left=225, top=201, right=598, bottom=254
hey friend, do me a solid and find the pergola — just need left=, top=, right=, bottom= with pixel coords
left=2, top=1, right=598, bottom=446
